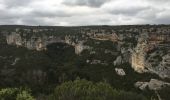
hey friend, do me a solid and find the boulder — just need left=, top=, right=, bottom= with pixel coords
left=135, top=79, right=170, bottom=91
left=114, top=56, right=122, bottom=66
left=115, top=68, right=126, bottom=76
left=135, top=82, right=148, bottom=90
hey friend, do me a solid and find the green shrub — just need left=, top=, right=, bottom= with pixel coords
left=49, top=79, right=147, bottom=100
left=16, top=90, right=35, bottom=100
left=158, top=86, right=170, bottom=100
left=0, top=88, right=35, bottom=100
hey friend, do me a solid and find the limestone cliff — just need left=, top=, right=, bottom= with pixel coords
left=147, top=52, right=170, bottom=78
left=6, top=32, right=86, bottom=55
left=131, top=38, right=148, bottom=73
left=6, top=32, right=48, bottom=50
left=131, top=33, right=170, bottom=78
left=6, top=32, right=22, bottom=46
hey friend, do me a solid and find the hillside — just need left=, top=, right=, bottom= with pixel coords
left=0, top=25, right=170, bottom=100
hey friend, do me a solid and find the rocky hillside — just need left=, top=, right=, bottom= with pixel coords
left=0, top=25, right=170, bottom=100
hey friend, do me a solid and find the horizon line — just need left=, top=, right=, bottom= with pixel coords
left=0, top=24, right=170, bottom=27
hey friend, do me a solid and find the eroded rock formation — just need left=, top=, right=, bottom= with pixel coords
left=135, top=79, right=170, bottom=91
left=115, top=68, right=126, bottom=76
left=6, top=32, right=86, bottom=55
left=131, top=37, right=148, bottom=73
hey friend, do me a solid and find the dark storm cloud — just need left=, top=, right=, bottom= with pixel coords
left=62, top=0, right=111, bottom=7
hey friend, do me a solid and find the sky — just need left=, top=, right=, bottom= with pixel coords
left=0, top=0, right=170, bottom=26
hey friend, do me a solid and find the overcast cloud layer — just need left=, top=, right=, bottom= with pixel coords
left=0, top=0, right=170, bottom=26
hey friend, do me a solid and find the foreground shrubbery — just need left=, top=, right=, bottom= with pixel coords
left=0, top=88, right=35, bottom=100
left=49, top=79, right=147, bottom=100
left=0, top=79, right=148, bottom=100
left=158, top=86, right=170, bottom=100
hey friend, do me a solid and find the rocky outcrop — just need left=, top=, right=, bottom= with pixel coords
left=115, top=68, right=126, bottom=76
left=131, top=37, right=148, bottom=73
left=6, top=33, right=48, bottom=51
left=147, top=53, right=170, bottom=78
left=135, top=81, right=148, bottom=90
left=6, top=32, right=22, bottom=46
left=135, top=79, right=170, bottom=91
left=114, top=56, right=123, bottom=66
left=90, top=33, right=119, bottom=42
left=113, top=47, right=132, bottom=66
left=131, top=33, right=170, bottom=78
left=6, top=33, right=87, bottom=54
left=75, top=42, right=85, bottom=55
left=26, top=37, right=47, bottom=51
left=86, top=59, right=108, bottom=65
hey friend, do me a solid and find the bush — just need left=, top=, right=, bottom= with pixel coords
left=158, top=86, right=170, bottom=100
left=49, top=79, right=147, bottom=100
left=0, top=88, right=35, bottom=100
left=16, top=90, right=35, bottom=100
left=0, top=88, right=18, bottom=100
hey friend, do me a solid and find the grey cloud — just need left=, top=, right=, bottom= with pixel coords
left=20, top=18, right=50, bottom=25
left=30, top=10, right=71, bottom=18
left=0, top=18, right=17, bottom=25
left=109, top=6, right=150, bottom=16
left=0, top=0, right=170, bottom=25
left=154, top=12, right=170, bottom=24
left=2, top=0, right=32, bottom=8
left=155, top=18, right=170, bottom=24
left=0, top=1, right=71, bottom=25
left=146, top=0, right=169, bottom=3
left=62, top=0, right=110, bottom=7
left=0, top=11, right=70, bottom=25
left=0, top=9, right=21, bottom=19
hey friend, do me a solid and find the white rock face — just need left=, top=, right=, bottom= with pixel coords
left=6, top=32, right=22, bottom=46
left=146, top=53, right=170, bottom=78
left=121, top=47, right=126, bottom=54
left=6, top=32, right=86, bottom=55
left=148, top=79, right=170, bottom=90
left=6, top=33, right=46, bottom=50
left=35, top=38, right=47, bottom=51
left=162, top=54, right=170, bottom=66
left=75, top=43, right=84, bottom=55
left=135, top=82, right=148, bottom=90
left=131, top=37, right=148, bottom=73
left=131, top=33, right=170, bottom=78
left=135, top=79, right=170, bottom=91
left=114, top=56, right=122, bottom=66
left=115, top=68, right=126, bottom=76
